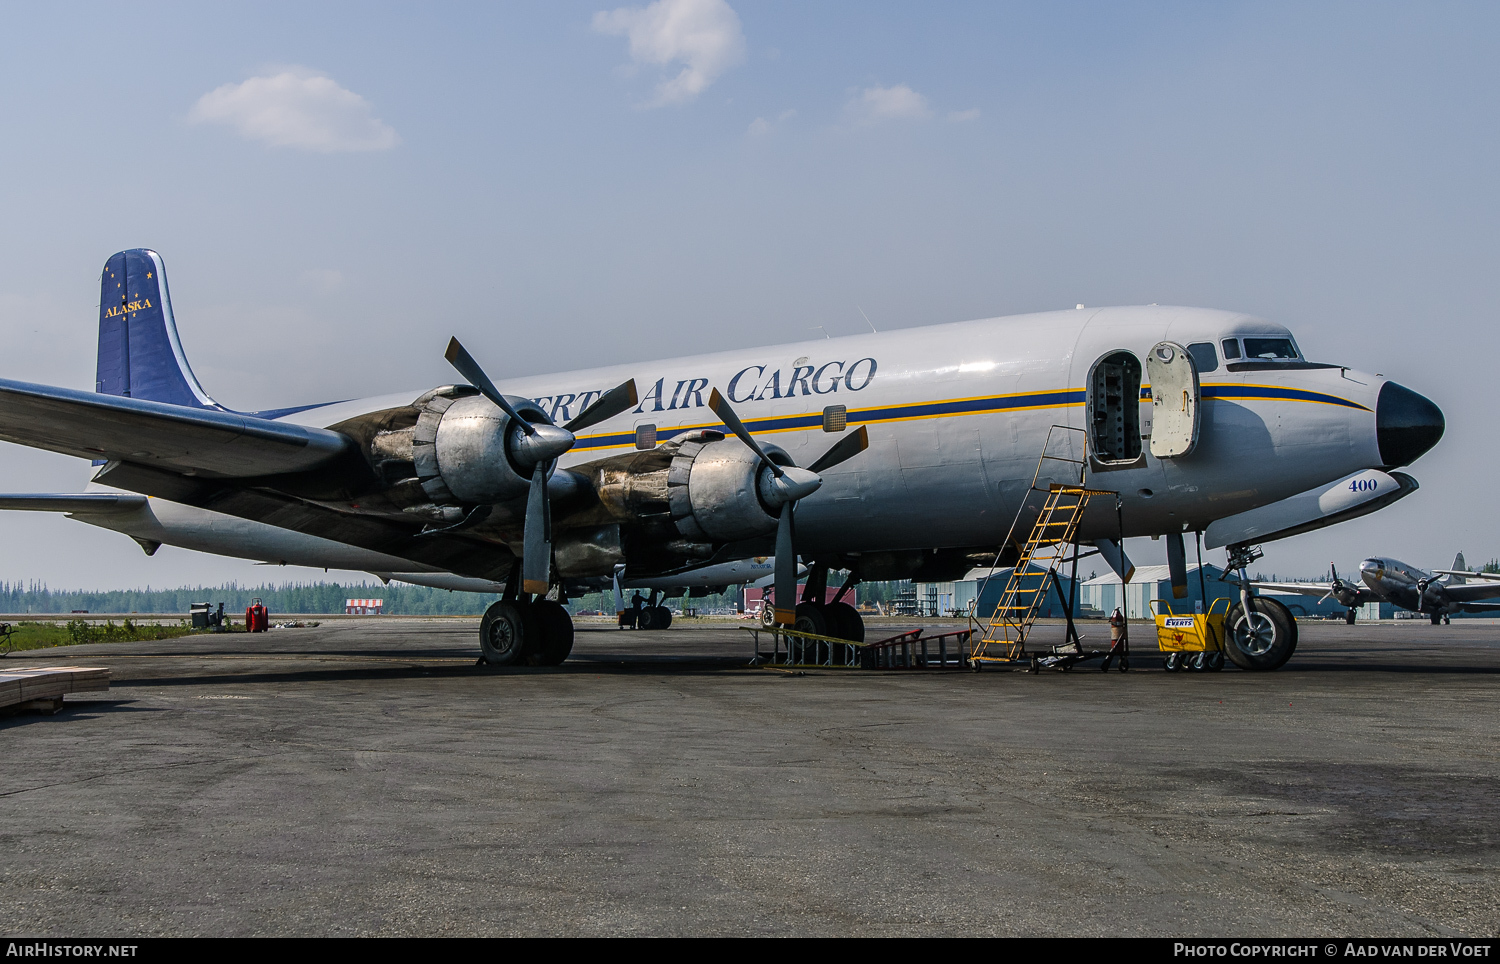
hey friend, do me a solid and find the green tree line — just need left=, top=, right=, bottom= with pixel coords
left=0, top=580, right=498, bottom=616
left=0, top=578, right=917, bottom=617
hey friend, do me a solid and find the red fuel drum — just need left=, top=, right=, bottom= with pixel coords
left=245, top=600, right=269, bottom=633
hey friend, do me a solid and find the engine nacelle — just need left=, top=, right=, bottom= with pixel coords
left=411, top=386, right=547, bottom=506
left=594, top=430, right=787, bottom=545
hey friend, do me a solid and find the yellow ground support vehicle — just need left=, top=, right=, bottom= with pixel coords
left=1150, top=597, right=1227, bottom=672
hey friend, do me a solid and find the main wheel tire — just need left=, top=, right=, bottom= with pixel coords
left=480, top=600, right=537, bottom=666
left=652, top=606, right=672, bottom=630
left=793, top=602, right=828, bottom=637
left=1430, top=613, right=1443, bottom=626
left=824, top=601, right=865, bottom=642
left=1345, top=609, right=1357, bottom=625
left=531, top=600, right=575, bottom=666
left=1224, top=598, right=1297, bottom=671
left=635, top=606, right=657, bottom=630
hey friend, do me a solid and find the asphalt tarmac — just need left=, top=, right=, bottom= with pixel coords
left=1, top=616, right=1496, bottom=937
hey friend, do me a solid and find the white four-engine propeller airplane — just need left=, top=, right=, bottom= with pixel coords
left=0, top=249, right=1447, bottom=669
left=1257, top=553, right=1500, bottom=625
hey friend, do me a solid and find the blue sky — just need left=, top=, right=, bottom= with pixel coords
left=0, top=1, right=1497, bottom=587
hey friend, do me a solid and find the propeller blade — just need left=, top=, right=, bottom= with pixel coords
left=773, top=502, right=797, bottom=626
left=565, top=379, right=639, bottom=433
left=805, top=425, right=869, bottom=474
left=522, top=461, right=552, bottom=595
left=708, top=388, right=783, bottom=478
left=445, top=337, right=536, bottom=436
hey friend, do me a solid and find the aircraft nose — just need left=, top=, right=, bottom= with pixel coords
left=1376, top=382, right=1444, bottom=467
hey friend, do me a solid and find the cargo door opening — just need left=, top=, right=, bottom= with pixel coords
left=1088, top=351, right=1142, bottom=465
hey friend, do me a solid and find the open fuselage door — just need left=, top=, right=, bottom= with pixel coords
left=1145, top=341, right=1199, bottom=459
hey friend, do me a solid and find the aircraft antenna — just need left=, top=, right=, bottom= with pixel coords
left=857, top=305, right=878, bottom=333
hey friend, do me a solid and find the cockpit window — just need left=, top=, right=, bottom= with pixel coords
left=1186, top=342, right=1218, bottom=373
left=1221, top=338, right=1242, bottom=360
left=1242, top=337, right=1298, bottom=360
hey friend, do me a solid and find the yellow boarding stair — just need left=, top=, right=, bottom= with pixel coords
left=970, top=482, right=1111, bottom=667
left=967, top=426, right=1118, bottom=669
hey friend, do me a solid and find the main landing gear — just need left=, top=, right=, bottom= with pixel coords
left=619, top=590, right=673, bottom=630
left=478, top=571, right=575, bottom=667
left=787, top=564, right=865, bottom=642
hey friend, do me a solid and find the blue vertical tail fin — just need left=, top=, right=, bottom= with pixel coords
left=96, top=249, right=220, bottom=409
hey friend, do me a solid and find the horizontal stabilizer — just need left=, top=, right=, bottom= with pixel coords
left=0, top=378, right=350, bottom=478
left=0, top=493, right=147, bottom=513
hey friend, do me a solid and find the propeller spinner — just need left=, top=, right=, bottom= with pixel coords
left=707, top=388, right=868, bottom=627
left=445, top=337, right=637, bottom=595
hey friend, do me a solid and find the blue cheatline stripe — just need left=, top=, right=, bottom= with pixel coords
left=1200, top=384, right=1370, bottom=411
left=569, top=382, right=1365, bottom=452
left=571, top=388, right=1088, bottom=451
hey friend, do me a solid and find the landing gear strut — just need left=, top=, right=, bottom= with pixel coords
left=1222, top=544, right=1297, bottom=671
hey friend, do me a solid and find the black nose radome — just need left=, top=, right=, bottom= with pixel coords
left=1377, top=382, right=1444, bottom=467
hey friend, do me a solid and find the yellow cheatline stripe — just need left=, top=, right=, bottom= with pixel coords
left=570, top=379, right=1364, bottom=451
left=572, top=389, right=1090, bottom=447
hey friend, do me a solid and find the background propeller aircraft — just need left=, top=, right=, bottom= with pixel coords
left=0, top=249, right=1448, bottom=669
left=1259, top=553, right=1500, bottom=625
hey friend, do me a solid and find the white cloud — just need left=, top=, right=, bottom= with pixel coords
left=189, top=69, right=399, bottom=152
left=848, top=84, right=932, bottom=124
left=593, top=0, right=746, bottom=106
left=746, top=109, right=795, bottom=136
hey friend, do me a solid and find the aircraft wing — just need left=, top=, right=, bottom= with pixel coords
left=1252, top=581, right=1334, bottom=597
left=1441, top=582, right=1500, bottom=603
left=1252, top=581, right=1380, bottom=604
left=1458, top=601, right=1500, bottom=613
left=0, top=493, right=147, bottom=513
left=0, top=378, right=350, bottom=478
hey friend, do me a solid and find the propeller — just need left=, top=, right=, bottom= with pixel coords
left=1415, top=576, right=1432, bottom=613
left=707, top=388, right=869, bottom=626
left=1321, top=562, right=1353, bottom=605
left=445, top=337, right=637, bottom=595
